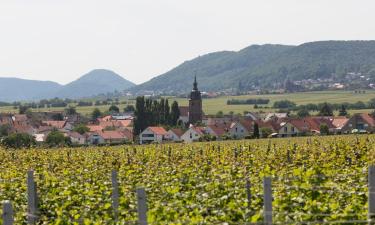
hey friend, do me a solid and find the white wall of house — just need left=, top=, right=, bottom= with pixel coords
left=140, top=128, right=164, bottom=144
left=181, top=128, right=202, bottom=143
left=278, top=123, right=300, bottom=137
left=71, top=136, right=86, bottom=145
left=228, top=123, right=248, bottom=138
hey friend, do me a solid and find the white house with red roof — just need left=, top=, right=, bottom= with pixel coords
left=181, top=125, right=204, bottom=143
left=228, top=120, right=253, bottom=138
left=140, top=126, right=168, bottom=144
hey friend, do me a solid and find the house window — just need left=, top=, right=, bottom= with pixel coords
left=241, top=129, right=244, bottom=133
left=291, top=127, right=295, bottom=133
left=142, top=134, right=154, bottom=138
left=190, top=133, right=192, bottom=138
left=235, top=127, right=238, bottom=132
left=284, top=127, right=288, bottom=132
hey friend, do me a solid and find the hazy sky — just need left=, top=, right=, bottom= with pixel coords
left=0, top=0, right=374, bottom=85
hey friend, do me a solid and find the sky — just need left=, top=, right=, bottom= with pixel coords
left=0, top=0, right=374, bottom=85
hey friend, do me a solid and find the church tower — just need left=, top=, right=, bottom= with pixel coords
left=189, top=76, right=203, bottom=124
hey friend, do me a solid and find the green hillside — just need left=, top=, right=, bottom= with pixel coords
left=131, top=41, right=375, bottom=93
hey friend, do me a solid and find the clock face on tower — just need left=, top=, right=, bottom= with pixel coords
left=189, top=76, right=202, bottom=124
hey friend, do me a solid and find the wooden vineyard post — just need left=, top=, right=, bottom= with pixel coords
left=2, top=201, right=14, bottom=225
left=137, top=188, right=148, bottom=225
left=263, top=177, right=272, bottom=225
left=369, top=166, right=375, bottom=224
left=246, top=178, right=251, bottom=209
left=111, top=170, right=119, bottom=222
left=27, top=170, right=38, bottom=224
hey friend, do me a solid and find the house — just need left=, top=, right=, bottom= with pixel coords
left=228, top=120, right=253, bottom=138
left=87, top=130, right=131, bottom=145
left=304, top=117, right=337, bottom=134
left=42, top=120, right=73, bottom=131
left=165, top=128, right=184, bottom=142
left=68, top=132, right=86, bottom=145
left=140, top=127, right=168, bottom=144
left=331, top=117, right=350, bottom=133
left=278, top=119, right=310, bottom=137
left=181, top=126, right=205, bottom=143
left=256, top=120, right=279, bottom=138
left=341, top=113, right=375, bottom=133
left=205, top=124, right=228, bottom=139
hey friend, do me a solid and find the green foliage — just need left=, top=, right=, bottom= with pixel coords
left=73, top=124, right=90, bottom=135
left=170, top=101, right=180, bottom=126
left=216, top=111, right=224, bottom=117
left=124, top=105, right=135, bottom=112
left=319, top=103, right=333, bottom=116
left=65, top=106, right=77, bottom=115
left=0, top=135, right=373, bottom=223
left=260, top=127, right=272, bottom=138
left=132, top=41, right=375, bottom=93
left=109, top=105, right=120, bottom=113
left=51, top=113, right=64, bottom=121
left=91, top=108, right=102, bottom=120
left=297, top=108, right=310, bottom=118
left=320, top=123, right=330, bottom=135
left=253, top=123, right=260, bottom=138
left=338, top=104, right=348, bottom=116
left=46, top=131, right=70, bottom=147
left=273, top=100, right=296, bottom=109
left=0, top=124, right=10, bottom=137
left=1, top=133, right=36, bottom=149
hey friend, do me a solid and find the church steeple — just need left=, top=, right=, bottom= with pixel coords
left=193, top=75, right=198, bottom=91
left=189, top=75, right=203, bottom=124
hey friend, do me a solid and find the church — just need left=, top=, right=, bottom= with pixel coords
left=178, top=76, right=203, bottom=125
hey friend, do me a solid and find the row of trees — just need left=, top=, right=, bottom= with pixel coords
left=227, top=98, right=270, bottom=105
left=133, top=97, right=180, bottom=136
left=273, top=98, right=375, bottom=111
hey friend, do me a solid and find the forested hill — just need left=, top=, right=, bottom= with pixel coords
left=130, top=41, right=375, bottom=94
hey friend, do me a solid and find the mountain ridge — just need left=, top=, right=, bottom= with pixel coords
left=0, top=69, right=135, bottom=102
left=130, top=40, right=375, bottom=94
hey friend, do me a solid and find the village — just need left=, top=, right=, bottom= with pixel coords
left=0, top=77, right=374, bottom=147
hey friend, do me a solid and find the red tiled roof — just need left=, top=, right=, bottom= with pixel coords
left=148, top=127, right=168, bottom=135
left=170, top=128, right=185, bottom=137
left=361, top=113, right=375, bottom=127
left=42, top=120, right=67, bottom=129
left=87, top=125, right=103, bottom=132
left=97, top=130, right=128, bottom=140
left=288, top=119, right=310, bottom=132
left=332, top=117, right=349, bottom=129
left=207, top=125, right=227, bottom=136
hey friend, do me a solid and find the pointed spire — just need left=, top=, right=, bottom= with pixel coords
left=193, top=74, right=198, bottom=90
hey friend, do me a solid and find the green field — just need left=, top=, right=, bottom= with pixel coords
left=0, top=90, right=374, bottom=116
left=173, top=90, right=375, bottom=115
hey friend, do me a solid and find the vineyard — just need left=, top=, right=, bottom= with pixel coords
left=1, top=135, right=375, bottom=224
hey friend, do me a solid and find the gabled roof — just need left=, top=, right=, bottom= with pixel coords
left=148, top=126, right=168, bottom=135
left=87, top=125, right=103, bottom=132
left=207, top=125, right=227, bottom=136
left=332, top=117, right=349, bottom=129
left=169, top=128, right=185, bottom=137
left=287, top=119, right=310, bottom=132
left=191, top=126, right=205, bottom=135
left=230, top=120, right=253, bottom=132
left=360, top=113, right=375, bottom=127
left=97, top=130, right=129, bottom=140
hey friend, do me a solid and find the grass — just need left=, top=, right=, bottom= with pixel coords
left=0, top=90, right=374, bottom=116
left=171, top=90, right=375, bottom=115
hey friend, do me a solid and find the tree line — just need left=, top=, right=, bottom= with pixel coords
left=133, top=97, right=180, bottom=136
left=227, top=98, right=270, bottom=105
